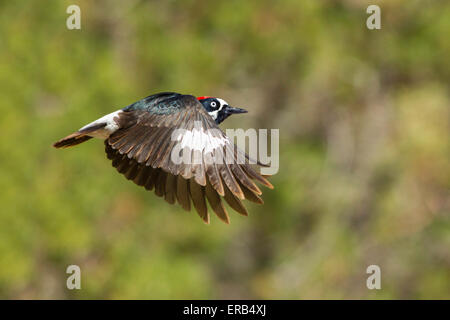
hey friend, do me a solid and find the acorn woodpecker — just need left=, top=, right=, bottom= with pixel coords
left=53, top=92, right=273, bottom=224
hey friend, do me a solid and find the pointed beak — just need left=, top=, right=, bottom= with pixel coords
left=224, top=105, right=248, bottom=115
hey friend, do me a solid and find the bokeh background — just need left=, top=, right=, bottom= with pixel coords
left=0, top=0, right=448, bottom=299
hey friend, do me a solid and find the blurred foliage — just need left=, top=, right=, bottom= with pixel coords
left=0, top=0, right=448, bottom=299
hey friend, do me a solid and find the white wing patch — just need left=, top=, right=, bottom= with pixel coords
left=173, top=126, right=227, bottom=154
left=79, top=110, right=122, bottom=139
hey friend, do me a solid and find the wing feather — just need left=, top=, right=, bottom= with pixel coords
left=223, top=184, right=248, bottom=216
left=238, top=180, right=264, bottom=204
left=133, top=164, right=151, bottom=186
left=189, top=179, right=209, bottom=223
left=205, top=181, right=229, bottom=223
left=164, top=173, right=177, bottom=204
left=176, top=175, right=191, bottom=211
left=144, top=167, right=159, bottom=191
left=154, top=170, right=167, bottom=197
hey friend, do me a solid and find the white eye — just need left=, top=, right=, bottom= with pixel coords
left=211, top=101, right=217, bottom=108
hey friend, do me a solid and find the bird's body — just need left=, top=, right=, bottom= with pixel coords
left=53, top=92, right=273, bottom=223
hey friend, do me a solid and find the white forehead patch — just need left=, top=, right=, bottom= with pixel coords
left=216, top=98, right=228, bottom=111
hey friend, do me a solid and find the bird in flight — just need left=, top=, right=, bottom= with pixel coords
left=53, top=92, right=273, bottom=224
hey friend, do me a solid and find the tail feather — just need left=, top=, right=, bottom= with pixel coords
left=53, top=123, right=106, bottom=149
left=53, top=132, right=93, bottom=148
left=53, top=132, right=92, bottom=148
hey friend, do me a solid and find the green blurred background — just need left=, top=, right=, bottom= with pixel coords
left=0, top=0, right=448, bottom=299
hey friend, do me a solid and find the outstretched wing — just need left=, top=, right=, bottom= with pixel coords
left=105, top=94, right=273, bottom=223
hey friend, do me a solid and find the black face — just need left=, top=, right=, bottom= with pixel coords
left=199, top=97, right=247, bottom=124
left=200, top=98, right=221, bottom=113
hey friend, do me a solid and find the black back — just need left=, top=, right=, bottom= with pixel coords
left=123, top=92, right=193, bottom=115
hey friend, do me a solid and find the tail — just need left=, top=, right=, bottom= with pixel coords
left=53, top=132, right=93, bottom=148
left=53, top=123, right=106, bottom=149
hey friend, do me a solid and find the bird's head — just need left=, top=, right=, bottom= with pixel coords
left=197, top=96, right=247, bottom=124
